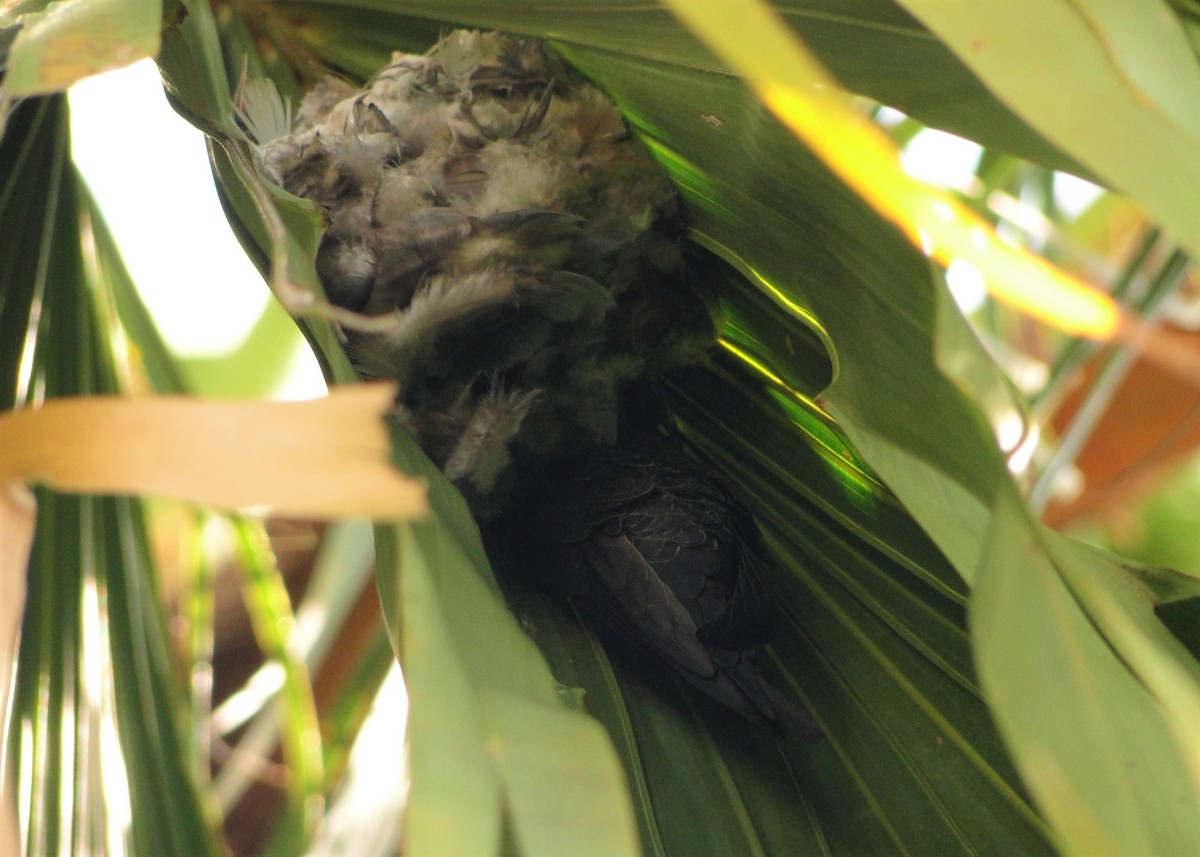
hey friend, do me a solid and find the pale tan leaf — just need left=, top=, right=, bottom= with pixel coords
left=0, top=384, right=425, bottom=849
left=0, top=383, right=426, bottom=518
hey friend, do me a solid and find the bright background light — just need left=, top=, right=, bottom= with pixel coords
left=901, top=128, right=982, bottom=194
left=69, top=59, right=325, bottom=398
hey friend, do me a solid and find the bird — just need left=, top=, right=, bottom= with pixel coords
left=503, top=429, right=823, bottom=740
left=242, top=29, right=821, bottom=740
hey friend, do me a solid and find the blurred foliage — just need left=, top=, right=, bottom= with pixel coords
left=7, top=2, right=1200, bottom=857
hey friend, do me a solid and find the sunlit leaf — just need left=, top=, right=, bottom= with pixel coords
left=892, top=1, right=1200, bottom=277
left=0, top=385, right=427, bottom=519
left=228, top=520, right=325, bottom=842
left=663, top=0, right=1125, bottom=344
left=1, top=0, right=160, bottom=98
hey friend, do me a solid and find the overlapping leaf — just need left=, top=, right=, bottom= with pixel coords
left=157, top=4, right=649, bottom=855
left=0, top=0, right=160, bottom=135
left=1, top=96, right=222, bottom=857
left=275, top=0, right=1089, bottom=174
left=151, top=1, right=1200, bottom=856
left=157, top=1, right=1049, bottom=854
left=586, top=15, right=1200, bottom=857
left=894, top=0, right=1200, bottom=255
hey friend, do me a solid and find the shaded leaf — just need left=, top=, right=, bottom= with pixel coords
left=377, top=424, right=641, bottom=857
left=668, top=357, right=1054, bottom=856
left=553, top=41, right=1006, bottom=573
left=0, top=97, right=60, bottom=408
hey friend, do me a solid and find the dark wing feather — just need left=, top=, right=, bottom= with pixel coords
left=518, top=436, right=820, bottom=736
left=568, top=533, right=714, bottom=679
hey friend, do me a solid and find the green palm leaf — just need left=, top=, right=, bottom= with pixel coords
left=154, top=2, right=1056, bottom=854
left=1, top=96, right=222, bottom=856
left=7, top=2, right=1200, bottom=856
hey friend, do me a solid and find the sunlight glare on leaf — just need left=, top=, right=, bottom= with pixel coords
left=661, top=0, right=1126, bottom=343
left=757, top=79, right=1123, bottom=340
left=995, top=408, right=1039, bottom=475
